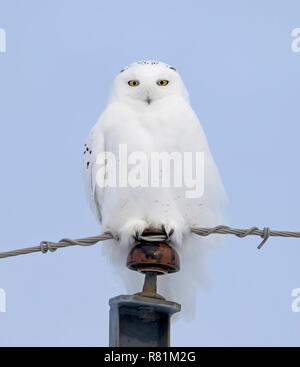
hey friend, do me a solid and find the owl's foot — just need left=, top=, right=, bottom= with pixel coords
left=149, top=220, right=189, bottom=247
left=161, top=224, right=174, bottom=241
left=119, top=218, right=148, bottom=248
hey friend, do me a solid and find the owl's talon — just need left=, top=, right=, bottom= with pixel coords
left=119, top=219, right=148, bottom=247
left=162, top=224, right=174, bottom=240
left=134, top=231, right=140, bottom=241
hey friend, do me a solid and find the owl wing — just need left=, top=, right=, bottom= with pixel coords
left=83, top=124, right=106, bottom=223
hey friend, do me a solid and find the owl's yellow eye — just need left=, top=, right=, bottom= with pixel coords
left=128, top=80, right=139, bottom=87
left=157, top=80, right=169, bottom=86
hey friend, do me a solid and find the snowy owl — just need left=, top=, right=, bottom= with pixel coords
left=83, top=61, right=226, bottom=319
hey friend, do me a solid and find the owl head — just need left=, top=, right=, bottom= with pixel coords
left=109, top=61, right=189, bottom=106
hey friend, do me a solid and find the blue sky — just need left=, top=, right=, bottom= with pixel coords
left=0, top=0, right=300, bottom=346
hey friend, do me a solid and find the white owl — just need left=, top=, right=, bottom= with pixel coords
left=83, top=61, right=226, bottom=319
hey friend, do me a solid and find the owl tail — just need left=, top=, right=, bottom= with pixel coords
left=158, top=233, right=219, bottom=321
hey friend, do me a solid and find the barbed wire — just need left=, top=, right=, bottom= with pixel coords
left=0, top=233, right=114, bottom=259
left=0, top=225, right=300, bottom=260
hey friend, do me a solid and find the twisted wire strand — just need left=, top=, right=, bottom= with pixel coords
left=190, top=225, right=300, bottom=249
left=0, top=233, right=114, bottom=259
left=0, top=225, right=300, bottom=259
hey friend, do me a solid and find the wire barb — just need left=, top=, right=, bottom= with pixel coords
left=0, top=225, right=300, bottom=260
left=258, top=227, right=271, bottom=249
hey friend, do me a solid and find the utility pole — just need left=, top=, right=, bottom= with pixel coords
left=109, top=228, right=181, bottom=347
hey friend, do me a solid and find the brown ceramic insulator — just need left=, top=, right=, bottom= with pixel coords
left=126, top=228, right=180, bottom=274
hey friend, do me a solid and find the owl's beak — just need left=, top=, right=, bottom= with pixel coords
left=145, top=97, right=152, bottom=105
